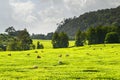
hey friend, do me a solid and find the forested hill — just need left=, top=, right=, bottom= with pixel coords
left=56, top=6, right=120, bottom=39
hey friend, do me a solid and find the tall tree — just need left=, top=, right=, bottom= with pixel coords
left=5, top=26, right=16, bottom=36
left=75, top=30, right=83, bottom=46
left=17, top=29, right=32, bottom=50
left=59, top=32, right=69, bottom=48
left=95, top=26, right=106, bottom=43
left=52, top=32, right=60, bottom=48
left=87, top=27, right=97, bottom=44
left=52, top=32, right=69, bottom=48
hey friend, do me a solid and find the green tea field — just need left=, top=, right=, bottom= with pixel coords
left=0, top=40, right=120, bottom=79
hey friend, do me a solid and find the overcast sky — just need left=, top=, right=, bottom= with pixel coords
left=0, top=0, right=120, bottom=34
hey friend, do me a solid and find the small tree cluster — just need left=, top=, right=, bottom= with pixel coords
left=37, top=41, right=44, bottom=49
left=52, top=32, right=69, bottom=48
left=6, top=27, right=33, bottom=51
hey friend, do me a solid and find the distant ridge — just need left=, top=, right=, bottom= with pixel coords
left=56, top=6, right=120, bottom=39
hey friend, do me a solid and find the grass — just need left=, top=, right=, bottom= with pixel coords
left=0, top=40, right=120, bottom=79
left=33, top=39, right=75, bottom=49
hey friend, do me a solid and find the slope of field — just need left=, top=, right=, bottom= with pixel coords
left=0, top=42, right=120, bottom=79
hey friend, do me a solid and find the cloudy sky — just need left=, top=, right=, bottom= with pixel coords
left=0, top=0, right=120, bottom=34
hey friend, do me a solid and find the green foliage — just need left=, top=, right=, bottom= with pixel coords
left=87, top=26, right=120, bottom=44
left=52, top=32, right=69, bottom=48
left=5, top=26, right=16, bottom=36
left=17, top=29, right=32, bottom=50
left=7, top=39, right=21, bottom=51
left=1, top=28, right=33, bottom=51
left=87, top=27, right=97, bottom=44
left=30, top=44, right=35, bottom=50
left=0, top=34, right=14, bottom=51
left=105, top=32, right=119, bottom=43
left=0, top=44, right=6, bottom=51
left=75, top=30, right=83, bottom=46
left=37, top=41, right=44, bottom=49
left=95, top=26, right=106, bottom=43
left=59, top=32, right=69, bottom=48
left=52, top=32, right=60, bottom=48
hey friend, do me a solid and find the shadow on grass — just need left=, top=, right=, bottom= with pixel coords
left=82, top=69, right=100, bottom=72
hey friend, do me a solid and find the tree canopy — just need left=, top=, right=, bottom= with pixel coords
left=52, top=32, right=69, bottom=48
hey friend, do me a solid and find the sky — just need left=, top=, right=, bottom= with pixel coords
left=0, top=0, right=120, bottom=34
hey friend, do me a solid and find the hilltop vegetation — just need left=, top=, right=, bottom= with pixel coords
left=56, top=6, right=120, bottom=38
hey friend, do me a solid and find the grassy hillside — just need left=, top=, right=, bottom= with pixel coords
left=0, top=40, right=120, bottom=79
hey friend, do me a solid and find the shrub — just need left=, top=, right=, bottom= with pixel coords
left=105, top=32, right=119, bottom=43
left=37, top=41, right=44, bottom=49
left=34, top=51, right=38, bottom=53
left=8, top=54, right=11, bottom=56
left=37, top=55, right=41, bottom=58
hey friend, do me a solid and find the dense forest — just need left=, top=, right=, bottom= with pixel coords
left=56, top=6, right=120, bottom=39
left=0, top=27, right=34, bottom=51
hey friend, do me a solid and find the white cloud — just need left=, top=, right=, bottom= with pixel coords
left=9, top=0, right=37, bottom=23
left=38, top=7, right=64, bottom=22
left=63, top=0, right=87, bottom=15
left=62, top=0, right=120, bottom=15
left=64, top=0, right=87, bottom=8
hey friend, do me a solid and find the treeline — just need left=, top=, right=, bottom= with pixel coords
left=0, top=25, right=119, bottom=50
left=87, top=26, right=120, bottom=44
left=51, top=25, right=120, bottom=48
left=56, top=6, right=120, bottom=39
left=0, top=26, right=44, bottom=51
left=31, top=32, right=53, bottom=40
